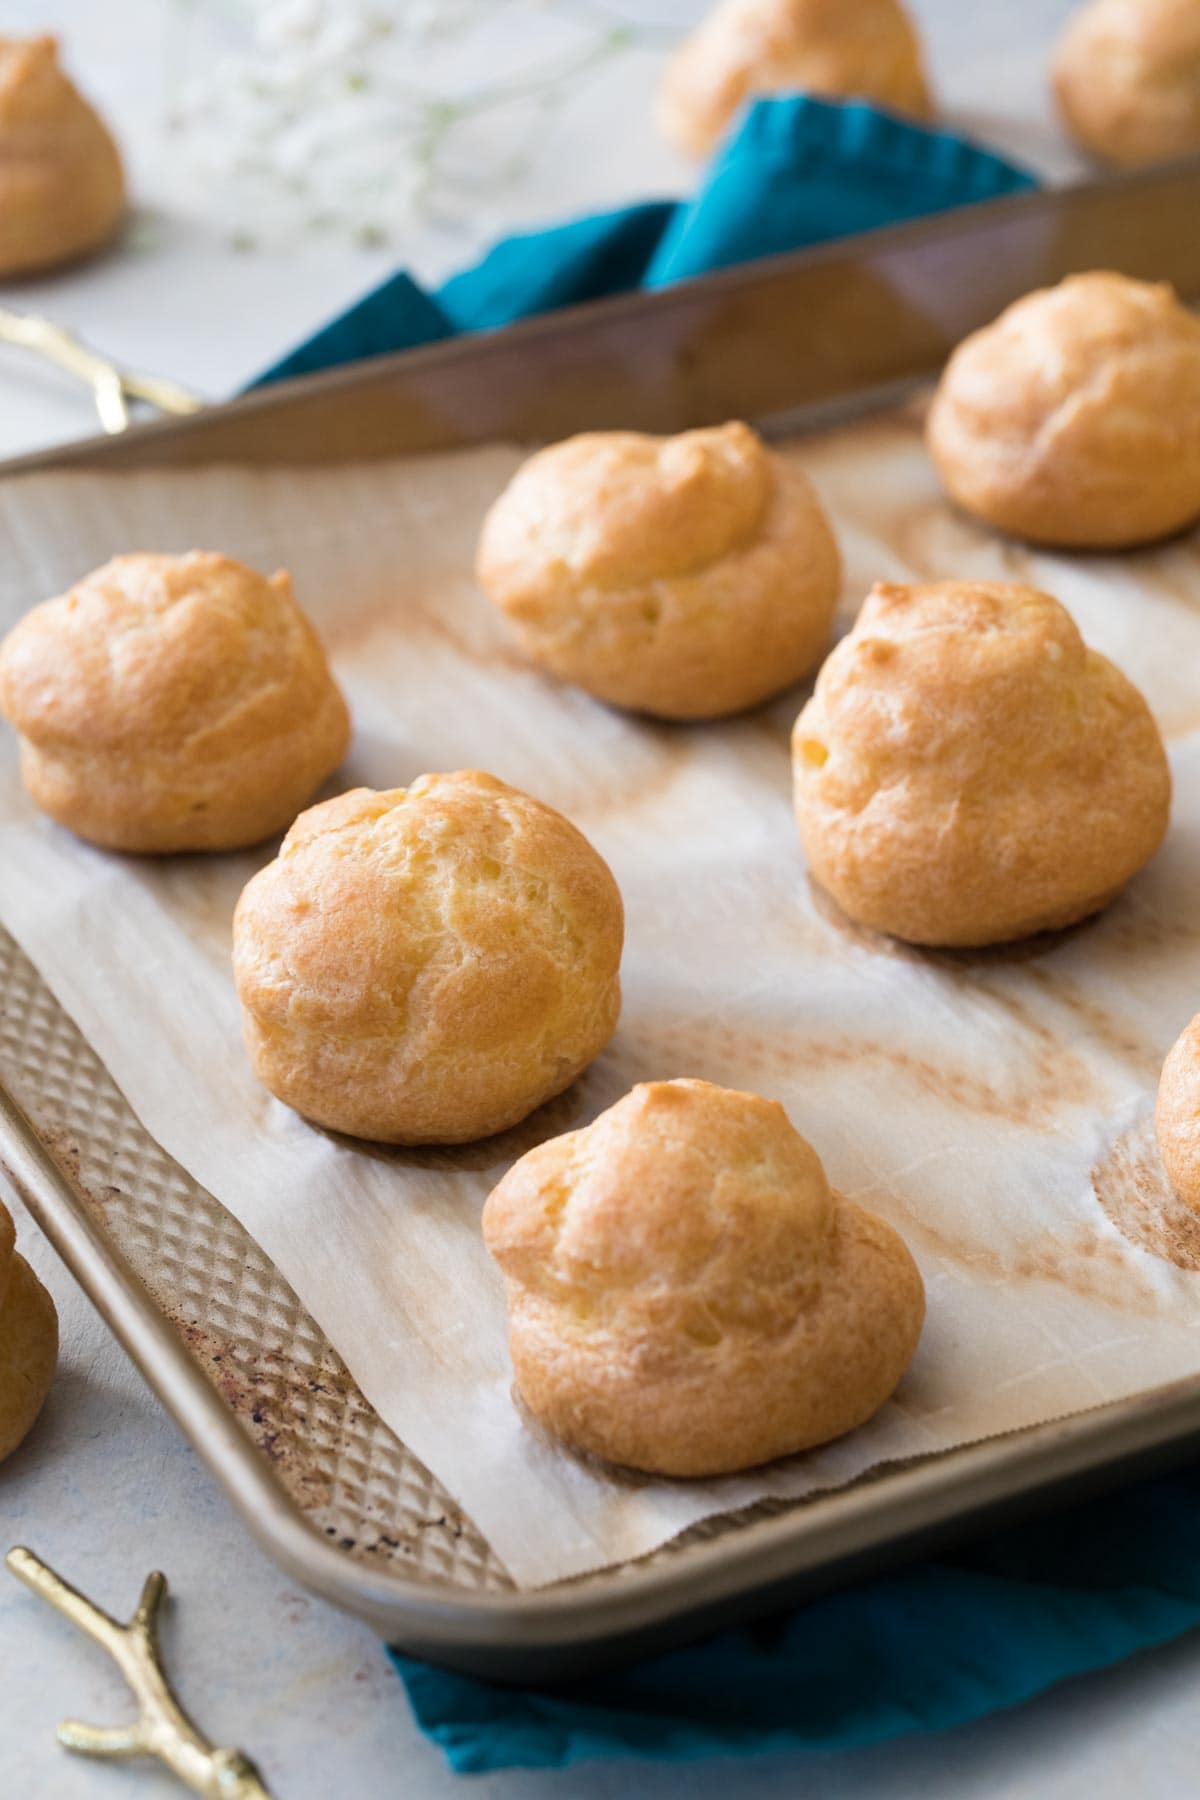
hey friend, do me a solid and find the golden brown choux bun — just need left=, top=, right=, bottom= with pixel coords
left=475, top=422, right=840, bottom=720
left=0, top=552, right=351, bottom=854
left=792, top=580, right=1171, bottom=948
left=1054, top=0, right=1200, bottom=168
left=0, top=1200, right=58, bottom=1465
left=926, top=272, right=1200, bottom=549
left=233, top=772, right=623, bottom=1145
left=1156, top=1017, right=1200, bottom=1210
left=0, top=36, right=125, bottom=278
left=656, top=0, right=932, bottom=159
left=483, top=1079, right=924, bottom=1477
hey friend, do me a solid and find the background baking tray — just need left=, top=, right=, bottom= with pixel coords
left=4, top=163, right=1200, bottom=1682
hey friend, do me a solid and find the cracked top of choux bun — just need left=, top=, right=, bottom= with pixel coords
left=233, top=771, right=624, bottom=1145
left=476, top=422, right=840, bottom=719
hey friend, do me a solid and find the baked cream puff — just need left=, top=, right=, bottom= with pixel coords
left=0, top=1199, right=58, bottom=1466
left=483, top=1078, right=925, bottom=1477
left=0, top=552, right=350, bottom=854
left=792, top=580, right=1171, bottom=947
left=0, top=35, right=125, bottom=277
left=1156, top=1017, right=1200, bottom=1212
left=656, top=0, right=932, bottom=159
left=927, top=272, right=1200, bottom=549
left=476, top=422, right=840, bottom=720
left=233, top=772, right=624, bottom=1144
left=1054, top=0, right=1200, bottom=169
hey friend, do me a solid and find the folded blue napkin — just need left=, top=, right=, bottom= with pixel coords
left=253, top=94, right=1199, bottom=1775
left=256, top=95, right=1036, bottom=384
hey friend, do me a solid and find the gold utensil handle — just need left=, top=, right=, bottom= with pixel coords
left=0, top=309, right=204, bottom=434
left=6, top=1546, right=272, bottom=1798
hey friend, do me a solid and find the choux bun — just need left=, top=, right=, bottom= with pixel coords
left=0, top=552, right=351, bottom=854
left=792, top=580, right=1171, bottom=948
left=927, top=271, right=1200, bottom=549
left=1156, top=1017, right=1200, bottom=1211
left=476, top=422, right=840, bottom=720
left=0, top=36, right=125, bottom=278
left=483, top=1078, right=925, bottom=1477
left=1054, top=0, right=1200, bottom=169
left=656, top=0, right=932, bottom=160
left=0, top=1201, right=58, bottom=1465
left=233, top=772, right=624, bottom=1145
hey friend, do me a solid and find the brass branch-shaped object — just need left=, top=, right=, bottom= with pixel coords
left=6, top=1547, right=272, bottom=1798
left=0, top=308, right=203, bottom=433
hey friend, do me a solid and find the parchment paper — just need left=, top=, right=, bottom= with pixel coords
left=3, top=402, right=1200, bottom=1588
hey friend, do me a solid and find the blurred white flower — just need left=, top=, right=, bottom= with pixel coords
left=165, top=0, right=670, bottom=251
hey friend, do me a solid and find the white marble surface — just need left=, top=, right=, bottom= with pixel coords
left=2, top=1, right=1200, bottom=1794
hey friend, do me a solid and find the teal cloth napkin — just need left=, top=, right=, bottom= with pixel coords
left=256, top=95, right=1036, bottom=383
left=252, top=95, right=1200, bottom=1775
left=390, top=1464, right=1200, bottom=1772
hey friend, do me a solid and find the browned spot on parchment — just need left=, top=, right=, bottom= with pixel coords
left=795, top=880, right=1111, bottom=1117
left=880, top=498, right=987, bottom=581
left=1102, top=901, right=1200, bottom=963
left=632, top=1007, right=1097, bottom=1134
left=1023, top=964, right=1164, bottom=1083
left=804, top=876, right=1168, bottom=1091
left=327, top=574, right=528, bottom=676
left=875, top=1183, right=1170, bottom=1318
left=1092, top=1114, right=1200, bottom=1273
left=1127, top=547, right=1200, bottom=617
left=558, top=728, right=694, bottom=826
left=398, top=591, right=529, bottom=675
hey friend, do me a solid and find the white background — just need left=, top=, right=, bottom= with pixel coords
left=4, top=1, right=1199, bottom=1795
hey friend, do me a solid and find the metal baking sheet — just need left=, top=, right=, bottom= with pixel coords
left=3, top=164, right=1200, bottom=1680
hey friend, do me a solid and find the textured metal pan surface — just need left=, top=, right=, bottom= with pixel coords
left=0, top=922, right=512, bottom=1594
